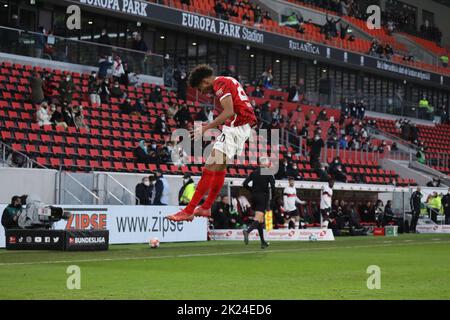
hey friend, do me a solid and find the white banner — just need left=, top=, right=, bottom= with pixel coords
left=416, top=225, right=450, bottom=234
left=0, top=205, right=207, bottom=247
left=210, top=228, right=335, bottom=241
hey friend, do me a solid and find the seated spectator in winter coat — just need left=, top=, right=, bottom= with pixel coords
left=149, top=86, right=163, bottom=103
left=135, top=177, right=153, bottom=205
left=134, top=97, right=147, bottom=115
left=174, top=103, right=192, bottom=128
left=36, top=101, right=53, bottom=126
left=286, top=163, right=302, bottom=180
left=167, top=102, right=178, bottom=119
left=328, top=157, right=347, bottom=182
left=275, top=159, right=289, bottom=180
left=153, top=115, right=168, bottom=134
left=59, top=74, right=75, bottom=104
left=359, top=201, right=375, bottom=222
left=62, top=104, right=76, bottom=127
left=134, top=140, right=152, bottom=163
left=119, top=98, right=133, bottom=115
left=31, top=72, right=45, bottom=104
left=98, top=79, right=111, bottom=103
left=72, top=105, right=88, bottom=131
left=50, top=104, right=68, bottom=129
left=251, top=86, right=264, bottom=98
left=212, top=196, right=233, bottom=229
left=110, top=81, right=126, bottom=99
left=88, top=72, right=101, bottom=105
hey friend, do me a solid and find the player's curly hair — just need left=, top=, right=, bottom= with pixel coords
left=188, top=64, right=214, bottom=88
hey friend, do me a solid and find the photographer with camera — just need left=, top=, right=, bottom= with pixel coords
left=1, top=196, right=22, bottom=230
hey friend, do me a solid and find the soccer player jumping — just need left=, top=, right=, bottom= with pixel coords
left=167, top=65, right=257, bottom=222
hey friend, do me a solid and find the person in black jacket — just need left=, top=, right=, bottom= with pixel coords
left=242, top=157, right=274, bottom=249
left=173, top=67, right=187, bottom=101
left=410, top=187, right=422, bottom=232
left=151, top=172, right=164, bottom=205
left=442, top=188, right=450, bottom=225
left=308, top=134, right=324, bottom=167
left=135, top=177, right=153, bottom=205
left=1, top=196, right=22, bottom=230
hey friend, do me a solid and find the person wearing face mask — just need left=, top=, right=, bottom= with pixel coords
left=154, top=114, right=167, bottom=134
left=112, top=55, right=125, bottom=82
left=149, top=85, right=163, bottom=103
left=275, top=159, right=288, bottom=180
left=174, top=103, right=192, bottom=128
left=62, top=104, right=75, bottom=127
left=36, top=101, right=52, bottom=127
left=99, top=78, right=111, bottom=103
left=179, top=173, right=195, bottom=206
left=151, top=171, right=167, bottom=206
left=308, top=134, right=324, bottom=167
left=110, top=80, right=126, bottom=99
left=286, top=162, right=302, bottom=180
left=88, top=71, right=101, bottom=105
left=134, top=140, right=152, bottom=164
left=119, top=97, right=133, bottom=115
left=2, top=196, right=22, bottom=230
left=135, top=177, right=153, bottom=205
left=35, top=26, right=46, bottom=59
left=328, top=157, right=346, bottom=183
left=251, top=86, right=264, bottom=98
left=59, top=74, right=75, bottom=104
left=31, top=72, right=45, bottom=104
left=50, top=104, right=68, bottom=129
left=442, top=188, right=450, bottom=225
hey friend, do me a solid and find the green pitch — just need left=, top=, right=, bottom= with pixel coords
left=1, top=233, right=450, bottom=300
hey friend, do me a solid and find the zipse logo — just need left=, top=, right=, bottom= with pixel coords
left=79, top=0, right=148, bottom=17
left=65, top=213, right=107, bottom=230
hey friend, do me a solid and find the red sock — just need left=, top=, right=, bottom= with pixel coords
left=184, top=168, right=215, bottom=214
left=201, top=170, right=226, bottom=210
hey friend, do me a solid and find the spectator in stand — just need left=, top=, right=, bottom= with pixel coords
left=151, top=171, right=166, bottom=206
left=275, top=158, right=289, bottom=180
left=97, top=55, right=113, bottom=79
left=254, top=5, right=263, bottom=24
left=214, top=1, right=226, bottom=19
left=98, top=28, right=112, bottom=56
left=167, top=102, right=179, bottom=119
left=134, top=140, right=152, bottom=164
left=112, top=55, right=125, bottom=82
left=264, top=11, right=272, bottom=21
left=328, top=157, right=347, bottom=182
left=174, top=103, right=192, bottom=128
left=59, top=73, right=75, bottom=104
left=261, top=67, right=273, bottom=88
left=36, top=102, right=52, bottom=126
left=42, top=71, right=53, bottom=102
left=384, top=44, right=394, bottom=60
left=149, top=85, right=163, bottom=103
left=242, top=12, right=250, bottom=24
left=440, top=53, right=448, bottom=68
left=251, top=86, right=264, bottom=98
left=179, top=173, right=195, bottom=206
left=63, top=104, right=76, bottom=127
left=31, top=72, right=45, bottom=105
left=171, top=143, right=189, bottom=167
left=154, top=114, right=168, bottom=134
left=308, top=133, right=324, bottom=167
left=135, top=176, right=153, bottom=205
left=34, top=26, right=46, bottom=59
left=374, top=200, right=384, bottom=227
left=196, top=106, right=209, bottom=122
left=286, top=163, right=302, bottom=180
left=134, top=97, right=147, bottom=115
left=426, top=177, right=441, bottom=188
left=110, top=80, right=126, bottom=99
left=88, top=71, right=101, bottom=105
left=271, top=105, right=283, bottom=125
left=356, top=100, right=366, bottom=120
left=50, top=104, right=67, bottom=129
left=339, top=22, right=349, bottom=40
left=98, top=78, right=111, bottom=103
left=72, top=105, right=88, bottom=131
left=173, top=67, right=187, bottom=101
left=383, top=200, right=395, bottom=225
left=119, top=97, right=133, bottom=115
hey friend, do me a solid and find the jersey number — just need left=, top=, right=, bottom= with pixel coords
left=226, top=77, right=249, bottom=102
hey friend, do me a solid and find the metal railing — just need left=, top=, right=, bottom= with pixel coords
left=0, top=25, right=164, bottom=78
left=0, top=140, right=47, bottom=169
left=102, top=172, right=140, bottom=205
left=60, top=171, right=100, bottom=205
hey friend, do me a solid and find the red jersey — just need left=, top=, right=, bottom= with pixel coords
left=213, top=76, right=257, bottom=127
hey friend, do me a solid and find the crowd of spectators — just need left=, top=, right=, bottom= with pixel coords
left=135, top=171, right=170, bottom=205
left=213, top=0, right=271, bottom=25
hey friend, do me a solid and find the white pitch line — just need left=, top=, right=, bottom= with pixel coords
left=0, top=240, right=449, bottom=267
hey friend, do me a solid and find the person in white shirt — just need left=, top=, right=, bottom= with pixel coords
left=112, top=55, right=125, bottom=81
left=283, top=177, right=306, bottom=229
left=36, top=101, right=52, bottom=126
left=320, top=179, right=334, bottom=228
